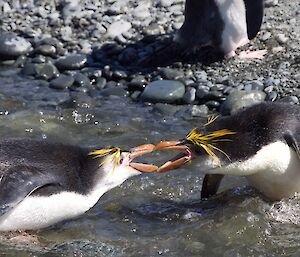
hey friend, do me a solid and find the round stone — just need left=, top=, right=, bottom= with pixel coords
left=220, top=90, right=266, bottom=115
left=35, top=45, right=56, bottom=57
left=100, top=87, right=129, bottom=97
left=55, top=54, right=87, bottom=71
left=50, top=75, right=74, bottom=89
left=35, top=63, right=59, bottom=80
left=0, top=33, right=32, bottom=60
left=140, top=80, right=185, bottom=103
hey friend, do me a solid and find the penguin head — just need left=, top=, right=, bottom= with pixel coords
left=89, top=147, right=157, bottom=190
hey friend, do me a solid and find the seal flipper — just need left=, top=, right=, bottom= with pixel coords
left=243, top=0, right=264, bottom=40
left=201, top=174, right=224, bottom=199
left=0, top=165, right=62, bottom=216
left=283, top=131, right=300, bottom=158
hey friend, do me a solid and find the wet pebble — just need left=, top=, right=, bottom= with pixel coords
left=55, top=54, right=87, bottom=71
left=50, top=75, right=74, bottom=90
left=159, top=68, right=184, bottom=80
left=34, top=63, right=59, bottom=80
left=220, top=90, right=266, bottom=115
left=100, top=87, right=129, bottom=97
left=106, top=21, right=132, bottom=38
left=189, top=104, right=209, bottom=117
left=0, top=33, right=32, bottom=60
left=140, top=80, right=185, bottom=103
left=182, top=87, right=196, bottom=104
left=35, top=45, right=56, bottom=57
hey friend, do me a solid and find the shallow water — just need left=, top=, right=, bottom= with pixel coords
left=1, top=73, right=300, bottom=257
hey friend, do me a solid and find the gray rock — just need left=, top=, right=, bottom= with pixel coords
left=182, top=87, right=196, bottom=104
left=50, top=75, right=74, bottom=89
left=220, top=90, right=266, bottom=115
left=153, top=103, right=181, bottom=116
left=35, top=63, right=59, bottom=80
left=100, top=87, right=129, bottom=97
left=140, top=80, right=185, bottom=103
left=55, top=54, right=87, bottom=71
left=190, top=105, right=208, bottom=117
left=0, top=33, right=32, bottom=60
left=106, top=21, right=132, bottom=38
left=35, top=45, right=56, bottom=57
left=159, top=68, right=184, bottom=80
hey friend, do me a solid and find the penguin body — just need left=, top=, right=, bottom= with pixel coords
left=175, top=0, right=264, bottom=56
left=185, top=102, right=300, bottom=200
left=0, top=139, right=140, bottom=231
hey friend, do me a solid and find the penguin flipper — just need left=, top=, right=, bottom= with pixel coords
left=0, top=165, right=61, bottom=217
left=243, top=0, right=264, bottom=40
left=201, top=174, right=224, bottom=199
left=283, top=131, right=300, bottom=158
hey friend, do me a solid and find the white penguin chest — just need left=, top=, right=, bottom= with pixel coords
left=214, top=0, right=248, bottom=53
left=212, top=141, right=300, bottom=200
left=0, top=190, right=104, bottom=231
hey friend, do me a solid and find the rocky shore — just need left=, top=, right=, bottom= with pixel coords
left=0, top=0, right=299, bottom=117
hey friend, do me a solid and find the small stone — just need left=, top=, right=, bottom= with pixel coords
left=35, top=63, right=59, bottom=80
left=73, top=73, right=91, bottom=87
left=153, top=103, right=181, bottom=116
left=159, top=68, right=184, bottom=80
left=96, top=77, right=107, bottom=90
left=205, top=100, right=220, bottom=109
left=100, top=87, right=129, bottom=97
left=190, top=105, right=208, bottom=117
left=278, top=96, right=299, bottom=104
left=266, top=91, right=277, bottom=102
left=140, top=80, right=185, bottom=103
left=0, top=33, right=32, bottom=60
left=55, top=54, right=87, bottom=71
left=276, top=33, right=288, bottom=44
left=35, top=45, right=56, bottom=57
left=220, top=90, right=266, bottom=115
left=50, top=75, right=74, bottom=89
left=182, top=87, right=196, bottom=104
left=106, top=21, right=132, bottom=38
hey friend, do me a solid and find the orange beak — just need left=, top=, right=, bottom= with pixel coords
left=128, top=141, right=192, bottom=173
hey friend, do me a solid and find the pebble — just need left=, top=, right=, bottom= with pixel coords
left=34, top=63, right=59, bottom=80
left=276, top=33, right=289, bottom=44
left=100, top=87, right=129, bottom=97
left=0, top=33, right=32, bottom=60
left=159, top=68, right=184, bottom=80
left=106, top=21, right=132, bottom=38
left=140, top=80, right=185, bottom=103
left=220, top=90, right=266, bottom=115
left=182, top=87, right=196, bottom=104
left=190, top=105, right=209, bottom=117
left=35, top=45, right=56, bottom=57
left=50, top=75, right=75, bottom=90
left=55, top=54, right=87, bottom=71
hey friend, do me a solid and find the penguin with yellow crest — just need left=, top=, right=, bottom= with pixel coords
left=151, top=102, right=300, bottom=201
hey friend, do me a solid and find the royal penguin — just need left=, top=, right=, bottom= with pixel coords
left=0, top=139, right=156, bottom=231
left=175, top=0, right=266, bottom=59
left=152, top=102, right=300, bottom=201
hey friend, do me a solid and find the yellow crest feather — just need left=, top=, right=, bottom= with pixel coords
left=88, top=147, right=122, bottom=169
left=186, top=116, right=236, bottom=166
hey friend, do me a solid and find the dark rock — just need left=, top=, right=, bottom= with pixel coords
left=220, top=90, right=266, bottom=115
left=140, top=80, right=185, bottom=103
left=35, top=63, right=59, bottom=80
left=0, top=33, right=32, bottom=60
left=100, top=87, right=129, bottom=97
left=50, top=75, right=74, bottom=89
left=55, top=54, right=87, bottom=71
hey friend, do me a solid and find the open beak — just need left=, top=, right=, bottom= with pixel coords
left=128, top=144, right=159, bottom=173
left=128, top=141, right=192, bottom=173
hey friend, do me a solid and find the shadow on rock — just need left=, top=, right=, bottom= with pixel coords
left=90, top=33, right=224, bottom=74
